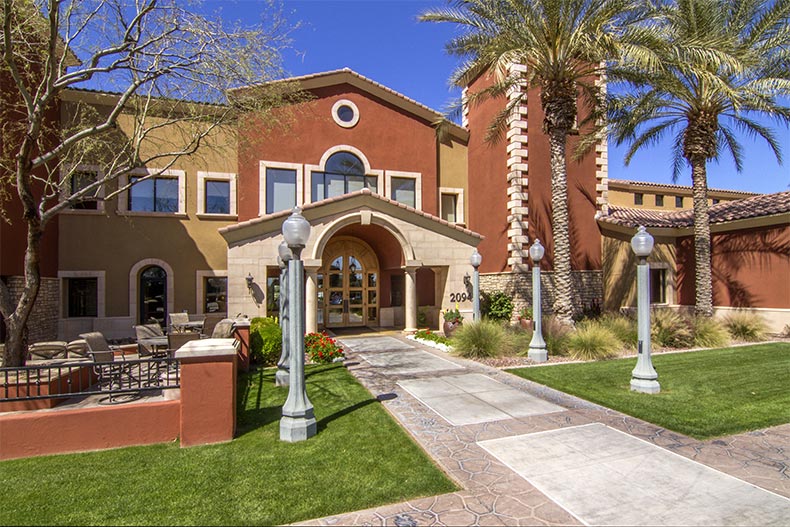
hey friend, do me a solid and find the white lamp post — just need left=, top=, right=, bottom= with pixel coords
left=470, top=249, right=482, bottom=321
left=630, top=226, right=660, bottom=394
left=280, top=207, right=317, bottom=441
left=528, top=239, right=547, bottom=362
left=275, top=241, right=291, bottom=387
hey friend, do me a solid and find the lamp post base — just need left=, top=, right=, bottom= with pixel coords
left=275, top=368, right=289, bottom=387
left=528, top=347, right=548, bottom=363
left=280, top=412, right=317, bottom=442
left=630, top=377, right=660, bottom=394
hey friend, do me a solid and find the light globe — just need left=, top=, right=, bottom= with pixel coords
left=278, top=240, right=292, bottom=262
left=470, top=249, right=482, bottom=268
left=631, top=226, right=654, bottom=257
left=282, top=208, right=311, bottom=248
left=529, top=239, right=545, bottom=262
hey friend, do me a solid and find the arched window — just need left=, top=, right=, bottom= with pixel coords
left=312, top=151, right=378, bottom=202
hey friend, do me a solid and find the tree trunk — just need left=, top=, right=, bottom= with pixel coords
left=690, top=160, right=713, bottom=317
left=548, top=127, right=574, bottom=325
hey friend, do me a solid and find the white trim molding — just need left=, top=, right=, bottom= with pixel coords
left=197, top=171, right=237, bottom=217
left=196, top=270, right=228, bottom=315
left=439, top=186, right=465, bottom=225
left=117, top=168, right=187, bottom=215
left=331, top=99, right=360, bottom=128
left=305, top=145, right=384, bottom=202
left=128, top=258, right=175, bottom=323
left=385, top=170, right=423, bottom=210
left=259, top=160, right=304, bottom=216
left=58, top=270, right=106, bottom=318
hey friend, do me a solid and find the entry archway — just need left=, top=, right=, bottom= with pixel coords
left=320, top=237, right=379, bottom=328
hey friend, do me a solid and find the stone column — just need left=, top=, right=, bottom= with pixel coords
left=403, top=264, right=419, bottom=333
left=304, top=261, right=321, bottom=335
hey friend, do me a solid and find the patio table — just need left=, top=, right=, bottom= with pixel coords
left=172, top=320, right=204, bottom=333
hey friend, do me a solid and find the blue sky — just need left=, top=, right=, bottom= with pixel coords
left=209, top=0, right=790, bottom=194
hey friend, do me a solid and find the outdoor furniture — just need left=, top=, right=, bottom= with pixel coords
left=168, top=312, right=199, bottom=333
left=211, top=319, right=236, bottom=339
left=79, top=331, right=140, bottom=404
left=167, top=332, right=200, bottom=352
left=133, top=324, right=169, bottom=357
left=28, top=341, right=68, bottom=361
left=66, top=339, right=89, bottom=359
left=201, top=313, right=226, bottom=338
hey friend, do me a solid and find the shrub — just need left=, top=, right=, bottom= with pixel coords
left=691, top=316, right=730, bottom=348
left=539, top=315, right=573, bottom=356
left=651, top=309, right=693, bottom=348
left=505, top=324, right=533, bottom=355
left=305, top=332, right=345, bottom=364
left=482, top=291, right=514, bottom=323
left=451, top=319, right=513, bottom=358
left=443, top=308, right=463, bottom=324
left=723, top=312, right=769, bottom=342
left=250, top=317, right=282, bottom=365
left=566, top=321, right=621, bottom=361
left=598, top=313, right=638, bottom=350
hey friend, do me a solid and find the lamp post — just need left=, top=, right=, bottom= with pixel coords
left=280, top=207, right=317, bottom=441
left=275, top=241, right=291, bottom=387
left=527, top=239, right=547, bottom=362
left=630, top=226, right=660, bottom=394
left=470, top=249, right=482, bottom=321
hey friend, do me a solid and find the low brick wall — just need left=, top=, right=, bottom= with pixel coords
left=479, top=270, right=603, bottom=320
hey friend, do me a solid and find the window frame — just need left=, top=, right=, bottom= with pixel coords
left=675, top=196, right=684, bottom=208
left=197, top=171, right=237, bottom=218
left=655, top=194, right=664, bottom=207
left=118, top=168, right=186, bottom=216
left=331, top=99, right=360, bottom=129
left=305, top=146, right=383, bottom=203
left=634, top=193, right=644, bottom=206
left=648, top=262, right=674, bottom=305
left=385, top=170, right=422, bottom=210
left=439, top=187, right=465, bottom=225
left=58, top=270, right=105, bottom=319
left=60, top=165, right=105, bottom=214
left=259, top=161, right=303, bottom=216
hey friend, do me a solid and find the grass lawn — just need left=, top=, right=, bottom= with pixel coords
left=509, top=343, right=790, bottom=440
left=0, top=364, right=456, bottom=526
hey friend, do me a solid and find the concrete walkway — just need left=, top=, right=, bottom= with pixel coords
left=301, top=334, right=790, bottom=526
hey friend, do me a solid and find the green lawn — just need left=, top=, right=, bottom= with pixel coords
left=0, top=364, right=456, bottom=526
left=509, top=343, right=790, bottom=440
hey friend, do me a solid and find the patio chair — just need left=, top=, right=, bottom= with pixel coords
left=167, top=331, right=200, bottom=352
left=133, top=324, right=168, bottom=357
left=66, top=339, right=89, bottom=359
left=211, top=318, right=236, bottom=339
left=79, top=332, right=139, bottom=404
left=168, top=312, right=190, bottom=333
left=201, top=313, right=226, bottom=338
left=27, top=341, right=68, bottom=361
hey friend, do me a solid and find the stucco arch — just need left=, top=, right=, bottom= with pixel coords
left=309, top=211, right=417, bottom=262
left=129, top=258, right=175, bottom=323
left=317, top=144, right=374, bottom=173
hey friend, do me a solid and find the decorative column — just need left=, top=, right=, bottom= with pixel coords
left=630, top=226, right=660, bottom=394
left=276, top=242, right=291, bottom=387
left=403, top=265, right=419, bottom=333
left=527, top=239, right=547, bottom=362
left=280, top=208, right=317, bottom=442
left=506, top=62, right=530, bottom=271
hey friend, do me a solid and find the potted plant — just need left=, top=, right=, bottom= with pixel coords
left=517, top=306, right=533, bottom=330
left=442, top=307, right=464, bottom=338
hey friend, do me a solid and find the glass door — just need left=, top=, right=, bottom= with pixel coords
left=323, top=253, right=378, bottom=328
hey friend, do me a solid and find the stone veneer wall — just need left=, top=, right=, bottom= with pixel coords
left=479, top=270, right=603, bottom=320
left=3, top=276, right=60, bottom=343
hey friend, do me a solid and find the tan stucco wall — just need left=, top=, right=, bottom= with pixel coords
left=608, top=186, right=750, bottom=210
left=438, top=137, right=469, bottom=224
left=57, top=100, right=238, bottom=339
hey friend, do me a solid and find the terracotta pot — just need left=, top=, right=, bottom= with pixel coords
left=518, top=319, right=533, bottom=330
left=443, top=320, right=462, bottom=338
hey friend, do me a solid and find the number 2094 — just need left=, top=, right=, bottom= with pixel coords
left=449, top=292, right=469, bottom=302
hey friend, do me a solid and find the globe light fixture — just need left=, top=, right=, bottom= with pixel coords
left=282, top=207, right=311, bottom=250
left=528, top=239, right=547, bottom=362
left=630, top=226, right=660, bottom=394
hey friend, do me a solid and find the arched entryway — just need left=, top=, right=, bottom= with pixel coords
left=139, top=265, right=167, bottom=325
left=320, top=237, right=379, bottom=328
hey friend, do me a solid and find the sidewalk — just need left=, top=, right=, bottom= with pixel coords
left=300, top=334, right=790, bottom=526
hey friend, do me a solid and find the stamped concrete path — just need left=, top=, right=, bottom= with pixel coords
left=300, top=334, right=790, bottom=526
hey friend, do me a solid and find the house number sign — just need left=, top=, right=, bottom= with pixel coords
left=449, top=292, right=470, bottom=302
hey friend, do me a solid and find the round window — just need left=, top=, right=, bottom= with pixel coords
left=331, top=99, right=359, bottom=128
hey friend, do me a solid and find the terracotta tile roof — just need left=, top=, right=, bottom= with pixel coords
left=598, top=191, right=790, bottom=228
left=608, top=179, right=758, bottom=196
left=219, top=188, right=483, bottom=239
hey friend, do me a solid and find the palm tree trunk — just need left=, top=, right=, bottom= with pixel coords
left=690, top=160, right=713, bottom=317
left=548, top=127, right=574, bottom=325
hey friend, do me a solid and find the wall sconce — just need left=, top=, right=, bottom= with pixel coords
left=246, top=273, right=254, bottom=291
left=463, top=272, right=473, bottom=298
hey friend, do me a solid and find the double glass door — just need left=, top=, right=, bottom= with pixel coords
left=320, top=239, right=379, bottom=328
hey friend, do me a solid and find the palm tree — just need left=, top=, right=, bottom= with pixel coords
left=421, top=0, right=639, bottom=325
left=608, top=0, right=790, bottom=316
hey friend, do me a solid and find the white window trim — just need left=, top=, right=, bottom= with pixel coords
left=439, top=186, right=465, bottom=225
left=117, top=168, right=187, bottom=216
left=129, top=259, right=175, bottom=323
left=196, top=270, right=228, bottom=315
left=259, top=160, right=304, bottom=216
left=60, top=165, right=106, bottom=214
left=58, top=270, right=106, bottom=318
left=305, top=145, right=383, bottom=202
left=197, top=171, right=237, bottom=218
left=331, top=99, right=360, bottom=128
left=385, top=170, right=422, bottom=210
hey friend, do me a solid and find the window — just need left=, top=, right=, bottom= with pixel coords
left=70, top=170, right=99, bottom=210
left=331, top=99, right=360, bottom=128
left=311, top=152, right=377, bottom=202
left=128, top=175, right=179, bottom=212
left=441, top=193, right=458, bottom=222
left=65, top=278, right=98, bottom=317
left=675, top=196, right=684, bottom=208
left=265, top=168, right=297, bottom=214
left=198, top=171, right=236, bottom=216
left=655, top=194, right=664, bottom=207
left=204, top=277, right=227, bottom=314
left=391, top=177, right=416, bottom=208
left=712, top=198, right=720, bottom=205
left=649, top=268, right=667, bottom=304
left=634, top=193, right=644, bottom=206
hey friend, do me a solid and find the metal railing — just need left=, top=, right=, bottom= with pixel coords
left=1, top=356, right=180, bottom=404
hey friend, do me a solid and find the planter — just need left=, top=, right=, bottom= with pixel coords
left=443, top=320, right=462, bottom=338
left=518, top=319, right=533, bottom=330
